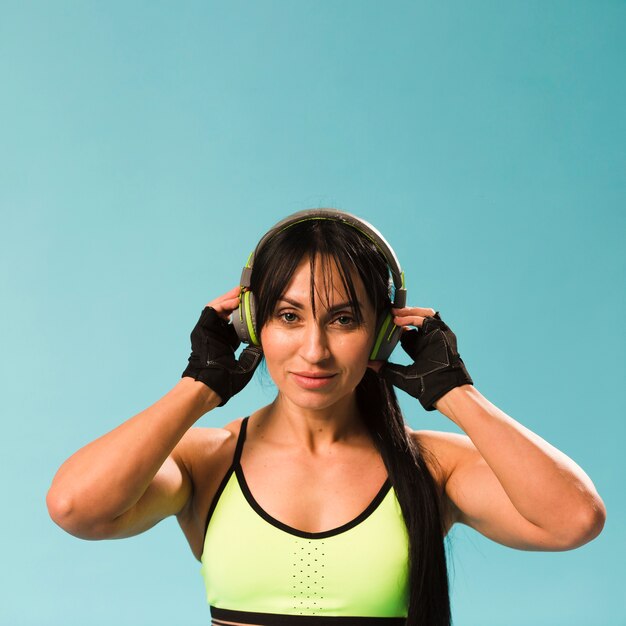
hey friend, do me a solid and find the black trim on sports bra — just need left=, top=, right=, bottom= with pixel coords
left=210, top=606, right=406, bottom=625
left=236, top=466, right=392, bottom=539
left=202, top=417, right=249, bottom=540
left=204, top=416, right=393, bottom=541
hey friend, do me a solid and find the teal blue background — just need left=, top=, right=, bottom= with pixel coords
left=1, top=1, right=624, bottom=624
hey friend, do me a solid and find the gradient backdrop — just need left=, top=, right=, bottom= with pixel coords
left=1, top=2, right=624, bottom=625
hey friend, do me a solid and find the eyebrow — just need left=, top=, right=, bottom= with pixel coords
left=278, top=297, right=360, bottom=313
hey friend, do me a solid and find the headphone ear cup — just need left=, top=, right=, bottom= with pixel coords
left=232, top=299, right=247, bottom=344
left=234, top=290, right=260, bottom=346
left=370, top=311, right=402, bottom=361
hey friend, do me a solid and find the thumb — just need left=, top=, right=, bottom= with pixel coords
left=399, top=328, right=422, bottom=358
left=237, top=345, right=263, bottom=373
left=380, top=361, right=417, bottom=385
left=224, top=322, right=242, bottom=351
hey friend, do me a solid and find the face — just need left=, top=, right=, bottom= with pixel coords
left=259, top=255, right=378, bottom=413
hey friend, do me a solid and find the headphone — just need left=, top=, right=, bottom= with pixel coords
left=232, top=208, right=407, bottom=361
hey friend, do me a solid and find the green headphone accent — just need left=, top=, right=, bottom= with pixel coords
left=232, top=209, right=407, bottom=361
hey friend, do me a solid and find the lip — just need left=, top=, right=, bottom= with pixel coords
left=291, top=371, right=337, bottom=389
left=292, top=371, right=337, bottom=378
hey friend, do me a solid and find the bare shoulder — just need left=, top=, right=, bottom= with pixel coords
left=172, top=416, right=245, bottom=475
left=172, top=417, right=247, bottom=558
left=408, top=428, right=477, bottom=482
left=406, top=426, right=478, bottom=531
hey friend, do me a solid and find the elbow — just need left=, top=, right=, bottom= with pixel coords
left=584, top=497, right=607, bottom=542
left=46, top=488, right=68, bottom=524
left=561, top=498, right=607, bottom=550
left=46, top=488, right=113, bottom=540
left=46, top=487, right=75, bottom=530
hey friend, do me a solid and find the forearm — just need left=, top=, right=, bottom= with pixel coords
left=48, top=378, right=220, bottom=523
left=435, top=385, right=606, bottom=533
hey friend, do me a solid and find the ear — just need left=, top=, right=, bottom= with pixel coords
left=367, top=360, right=384, bottom=373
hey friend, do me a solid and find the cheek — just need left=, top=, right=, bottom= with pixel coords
left=336, top=333, right=375, bottom=365
left=259, top=326, right=294, bottom=361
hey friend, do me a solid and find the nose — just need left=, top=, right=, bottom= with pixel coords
left=299, top=321, right=331, bottom=364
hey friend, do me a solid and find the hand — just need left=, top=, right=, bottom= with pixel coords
left=181, top=286, right=263, bottom=407
left=375, top=306, right=473, bottom=411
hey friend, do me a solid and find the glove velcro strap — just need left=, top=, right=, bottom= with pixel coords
left=419, top=362, right=473, bottom=411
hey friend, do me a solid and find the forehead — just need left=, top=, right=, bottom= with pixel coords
left=281, top=254, right=368, bottom=307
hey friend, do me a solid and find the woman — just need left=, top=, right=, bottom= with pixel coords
left=47, top=209, right=606, bottom=626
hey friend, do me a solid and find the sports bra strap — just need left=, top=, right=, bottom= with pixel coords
left=232, top=416, right=249, bottom=468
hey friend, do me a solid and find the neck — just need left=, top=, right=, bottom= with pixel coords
left=255, top=392, right=369, bottom=455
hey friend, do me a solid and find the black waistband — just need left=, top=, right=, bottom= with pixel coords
left=211, top=606, right=406, bottom=626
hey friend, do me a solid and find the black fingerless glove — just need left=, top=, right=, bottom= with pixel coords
left=182, top=306, right=263, bottom=407
left=380, top=312, right=473, bottom=411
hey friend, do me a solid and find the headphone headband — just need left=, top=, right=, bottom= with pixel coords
left=240, top=209, right=406, bottom=308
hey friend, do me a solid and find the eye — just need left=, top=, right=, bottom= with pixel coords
left=334, top=314, right=356, bottom=327
left=279, top=311, right=298, bottom=324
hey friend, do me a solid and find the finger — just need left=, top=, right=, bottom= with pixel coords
left=206, top=286, right=242, bottom=316
left=206, top=285, right=240, bottom=306
left=392, top=306, right=436, bottom=318
left=393, top=314, right=428, bottom=328
left=207, top=299, right=241, bottom=321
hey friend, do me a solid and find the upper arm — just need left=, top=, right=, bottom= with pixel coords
left=413, top=430, right=573, bottom=551
left=105, top=431, right=198, bottom=539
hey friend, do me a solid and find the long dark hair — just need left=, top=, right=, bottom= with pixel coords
left=250, top=216, right=452, bottom=626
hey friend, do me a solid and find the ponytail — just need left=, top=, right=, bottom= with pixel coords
left=357, top=368, right=452, bottom=626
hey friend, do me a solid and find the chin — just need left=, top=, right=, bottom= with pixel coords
left=278, top=384, right=359, bottom=413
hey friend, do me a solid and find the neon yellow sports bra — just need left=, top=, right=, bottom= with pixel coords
left=200, top=417, right=410, bottom=625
